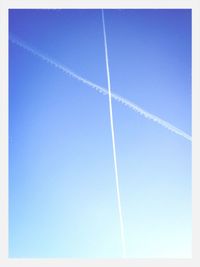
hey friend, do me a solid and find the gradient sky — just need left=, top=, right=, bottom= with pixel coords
left=9, top=9, right=191, bottom=258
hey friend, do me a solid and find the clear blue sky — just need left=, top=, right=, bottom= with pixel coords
left=9, top=9, right=191, bottom=258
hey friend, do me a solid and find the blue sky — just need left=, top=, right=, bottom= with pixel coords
left=9, top=9, right=191, bottom=258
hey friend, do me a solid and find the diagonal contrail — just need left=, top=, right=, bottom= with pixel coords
left=102, top=10, right=126, bottom=258
left=9, top=34, right=192, bottom=142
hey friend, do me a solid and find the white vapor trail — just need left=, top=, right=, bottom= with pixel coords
left=9, top=34, right=192, bottom=142
left=102, top=10, right=127, bottom=258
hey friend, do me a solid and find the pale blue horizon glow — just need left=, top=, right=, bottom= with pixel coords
left=9, top=9, right=191, bottom=258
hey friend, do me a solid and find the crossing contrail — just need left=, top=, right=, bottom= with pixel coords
left=9, top=34, right=192, bottom=142
left=102, top=10, right=127, bottom=258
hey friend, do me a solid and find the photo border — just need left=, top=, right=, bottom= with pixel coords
left=1, top=0, right=199, bottom=266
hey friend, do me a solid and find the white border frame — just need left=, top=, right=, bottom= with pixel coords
left=0, top=0, right=199, bottom=266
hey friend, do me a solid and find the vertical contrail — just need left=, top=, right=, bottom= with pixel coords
left=102, top=10, right=127, bottom=258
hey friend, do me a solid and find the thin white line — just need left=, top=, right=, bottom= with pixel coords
left=102, top=9, right=127, bottom=258
left=9, top=34, right=192, bottom=142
